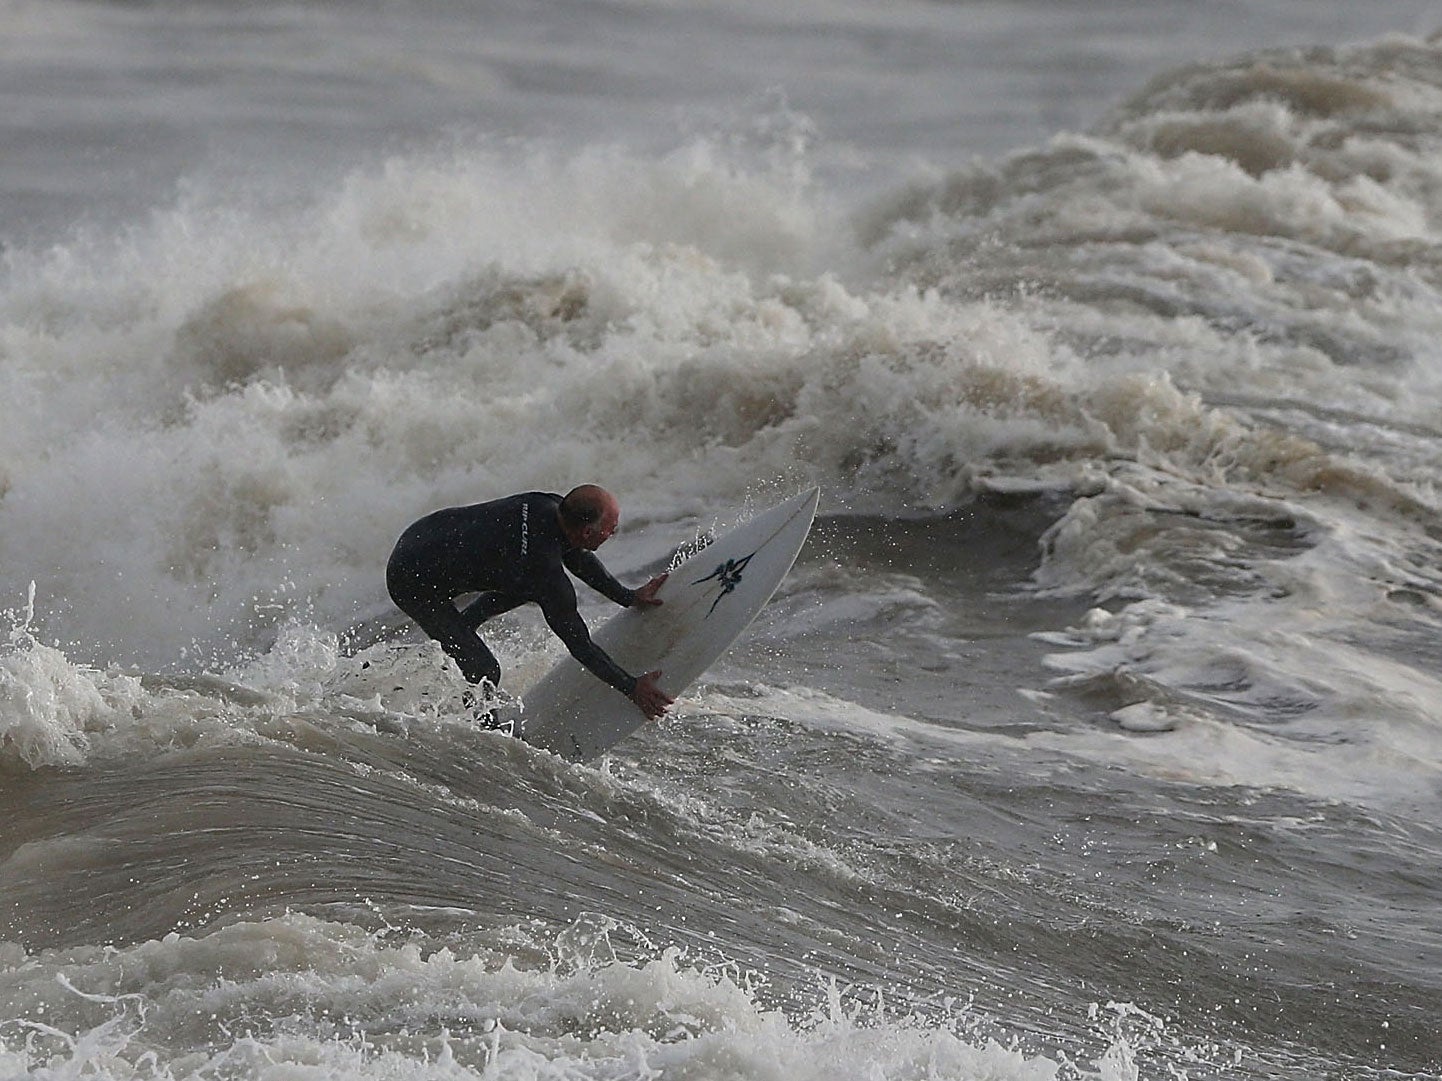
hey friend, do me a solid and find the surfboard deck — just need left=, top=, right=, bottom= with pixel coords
left=520, top=487, right=819, bottom=761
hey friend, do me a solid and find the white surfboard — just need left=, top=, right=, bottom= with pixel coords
left=522, top=487, right=820, bottom=760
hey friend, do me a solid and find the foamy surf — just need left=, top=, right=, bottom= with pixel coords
left=0, top=911, right=1191, bottom=1081
left=4, top=6, right=1442, bottom=1078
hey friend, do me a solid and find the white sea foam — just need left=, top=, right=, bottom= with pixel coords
left=6, top=38, right=1440, bottom=702
left=0, top=912, right=1102, bottom=1081
left=0, top=126, right=1086, bottom=672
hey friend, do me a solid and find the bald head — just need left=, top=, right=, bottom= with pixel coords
left=559, top=484, right=621, bottom=550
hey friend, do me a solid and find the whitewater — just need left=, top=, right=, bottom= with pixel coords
left=3, top=1, right=1442, bottom=1077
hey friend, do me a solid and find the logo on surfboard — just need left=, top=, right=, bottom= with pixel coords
left=693, top=552, right=755, bottom=615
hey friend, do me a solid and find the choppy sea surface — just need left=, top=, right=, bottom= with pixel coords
left=3, top=1, right=1442, bottom=1077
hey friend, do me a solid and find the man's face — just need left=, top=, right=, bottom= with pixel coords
left=582, top=506, right=619, bottom=550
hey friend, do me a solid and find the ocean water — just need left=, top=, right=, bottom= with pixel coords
left=4, top=1, right=1442, bottom=1077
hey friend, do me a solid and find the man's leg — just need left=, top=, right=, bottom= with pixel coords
left=406, top=602, right=503, bottom=687
left=458, top=591, right=526, bottom=633
left=388, top=571, right=517, bottom=728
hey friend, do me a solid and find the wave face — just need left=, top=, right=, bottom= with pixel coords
left=3, top=8, right=1442, bottom=1079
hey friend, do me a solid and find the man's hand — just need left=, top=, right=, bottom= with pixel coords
left=632, top=573, right=668, bottom=607
left=631, top=670, right=674, bottom=720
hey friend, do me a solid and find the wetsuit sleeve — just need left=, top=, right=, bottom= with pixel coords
left=535, top=574, right=638, bottom=697
left=562, top=548, right=637, bottom=607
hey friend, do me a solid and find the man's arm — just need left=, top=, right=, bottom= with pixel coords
left=536, top=575, right=673, bottom=720
left=562, top=548, right=636, bottom=606
left=536, top=575, right=636, bottom=696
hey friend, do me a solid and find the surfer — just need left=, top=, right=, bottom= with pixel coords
left=386, top=485, right=674, bottom=721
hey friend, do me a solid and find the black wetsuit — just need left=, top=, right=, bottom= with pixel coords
left=386, top=491, right=638, bottom=696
